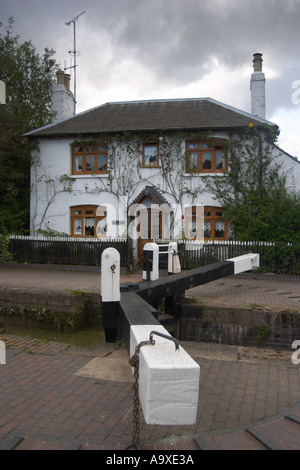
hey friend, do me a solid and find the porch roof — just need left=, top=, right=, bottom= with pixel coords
left=130, top=186, right=170, bottom=207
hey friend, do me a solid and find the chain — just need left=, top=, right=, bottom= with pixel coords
left=126, top=339, right=154, bottom=450
left=126, top=331, right=179, bottom=450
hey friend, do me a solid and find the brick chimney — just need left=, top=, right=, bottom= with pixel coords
left=250, top=53, right=266, bottom=119
left=52, top=70, right=75, bottom=122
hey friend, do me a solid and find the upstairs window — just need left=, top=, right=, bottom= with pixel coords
left=186, top=140, right=227, bottom=173
left=142, top=142, right=159, bottom=167
left=72, top=143, right=107, bottom=175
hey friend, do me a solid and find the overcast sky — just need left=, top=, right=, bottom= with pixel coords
left=1, top=0, right=300, bottom=157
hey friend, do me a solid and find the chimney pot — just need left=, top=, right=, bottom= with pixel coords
left=56, top=70, right=65, bottom=85
left=64, top=74, right=71, bottom=90
left=253, top=53, right=263, bottom=72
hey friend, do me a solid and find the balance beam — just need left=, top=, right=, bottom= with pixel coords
left=117, top=253, right=259, bottom=425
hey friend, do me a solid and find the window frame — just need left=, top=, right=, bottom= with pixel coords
left=203, top=206, right=227, bottom=240
left=71, top=205, right=107, bottom=238
left=141, top=141, right=159, bottom=168
left=71, top=143, right=108, bottom=175
left=186, top=139, right=227, bottom=174
left=186, top=205, right=227, bottom=241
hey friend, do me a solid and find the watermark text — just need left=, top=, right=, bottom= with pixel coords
left=291, top=80, right=300, bottom=104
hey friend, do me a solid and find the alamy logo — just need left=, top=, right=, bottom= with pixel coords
left=291, top=80, right=300, bottom=104
left=0, top=340, right=6, bottom=365
left=291, top=340, right=300, bottom=365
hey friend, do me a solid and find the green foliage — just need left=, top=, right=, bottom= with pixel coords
left=0, top=230, right=13, bottom=262
left=204, top=126, right=300, bottom=243
left=256, top=324, right=271, bottom=347
left=0, top=18, right=58, bottom=234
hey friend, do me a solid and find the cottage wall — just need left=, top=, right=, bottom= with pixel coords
left=30, top=132, right=300, bottom=244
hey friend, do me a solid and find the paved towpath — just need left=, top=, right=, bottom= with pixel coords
left=0, top=264, right=299, bottom=450
left=1, top=263, right=300, bottom=312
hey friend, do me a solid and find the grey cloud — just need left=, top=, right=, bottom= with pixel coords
left=1, top=0, right=300, bottom=115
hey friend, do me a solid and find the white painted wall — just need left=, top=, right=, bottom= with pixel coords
left=275, top=147, right=300, bottom=192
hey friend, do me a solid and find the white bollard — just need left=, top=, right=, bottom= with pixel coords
left=101, top=247, right=120, bottom=302
left=101, top=247, right=121, bottom=342
left=0, top=340, right=6, bottom=365
left=168, top=241, right=181, bottom=274
left=130, top=324, right=200, bottom=425
left=142, top=243, right=159, bottom=281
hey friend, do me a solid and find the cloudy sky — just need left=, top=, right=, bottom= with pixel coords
left=1, top=0, right=300, bottom=157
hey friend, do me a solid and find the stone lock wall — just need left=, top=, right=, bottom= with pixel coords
left=179, top=303, right=300, bottom=350
left=0, top=287, right=101, bottom=332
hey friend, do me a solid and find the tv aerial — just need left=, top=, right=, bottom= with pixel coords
left=65, top=11, right=86, bottom=113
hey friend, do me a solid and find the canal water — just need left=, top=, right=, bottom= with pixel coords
left=3, top=323, right=105, bottom=347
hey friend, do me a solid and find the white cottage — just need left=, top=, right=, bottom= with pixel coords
left=26, top=54, right=300, bottom=265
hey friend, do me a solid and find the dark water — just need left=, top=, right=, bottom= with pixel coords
left=3, top=323, right=105, bottom=346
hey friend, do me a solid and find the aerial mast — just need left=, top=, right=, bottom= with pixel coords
left=65, top=11, right=85, bottom=114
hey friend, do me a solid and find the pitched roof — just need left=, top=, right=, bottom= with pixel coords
left=25, top=97, right=278, bottom=138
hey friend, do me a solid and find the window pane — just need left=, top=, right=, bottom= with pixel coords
left=86, top=146, right=95, bottom=152
left=216, top=152, right=225, bottom=169
left=86, top=155, right=95, bottom=171
left=204, top=221, right=211, bottom=238
left=74, top=147, right=83, bottom=153
left=188, top=143, right=199, bottom=149
left=144, top=145, right=158, bottom=166
left=188, top=221, right=197, bottom=239
left=84, top=218, right=95, bottom=236
left=215, top=221, right=225, bottom=238
left=96, top=206, right=106, bottom=217
left=98, top=145, right=107, bottom=152
left=74, top=156, right=83, bottom=171
left=188, top=153, right=198, bottom=170
left=202, top=152, right=212, bottom=169
left=96, top=218, right=106, bottom=236
left=74, top=219, right=82, bottom=235
left=98, top=154, right=107, bottom=171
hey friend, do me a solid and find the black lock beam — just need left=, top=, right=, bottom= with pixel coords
left=136, top=260, right=235, bottom=303
left=119, top=260, right=236, bottom=351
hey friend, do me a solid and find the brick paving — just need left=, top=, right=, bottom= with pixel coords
left=0, top=333, right=299, bottom=450
left=186, top=273, right=300, bottom=313
left=0, top=264, right=300, bottom=450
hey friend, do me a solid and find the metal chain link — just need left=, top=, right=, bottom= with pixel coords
left=126, top=331, right=179, bottom=450
left=126, top=339, right=155, bottom=450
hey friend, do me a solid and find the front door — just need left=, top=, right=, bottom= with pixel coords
left=137, top=209, right=162, bottom=266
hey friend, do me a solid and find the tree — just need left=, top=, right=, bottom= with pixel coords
left=204, top=125, right=300, bottom=242
left=0, top=18, right=58, bottom=234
